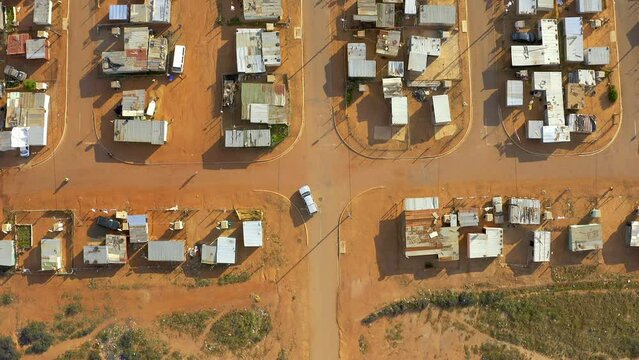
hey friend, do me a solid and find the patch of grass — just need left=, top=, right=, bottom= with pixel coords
left=15, top=225, right=31, bottom=249
left=23, top=79, right=36, bottom=91
left=0, top=293, right=15, bottom=306
left=270, top=124, right=289, bottom=147
left=63, top=301, right=83, bottom=317
left=345, top=80, right=356, bottom=106
left=227, top=17, right=242, bottom=26
left=551, top=265, right=598, bottom=282
left=97, top=324, right=169, bottom=360
left=358, top=334, right=368, bottom=354
left=18, top=321, right=54, bottom=354
left=479, top=342, right=529, bottom=360
left=188, top=278, right=212, bottom=288
left=218, top=271, right=251, bottom=286
left=55, top=341, right=100, bottom=360
left=52, top=300, right=102, bottom=341
left=158, top=309, right=218, bottom=337
left=384, top=323, right=403, bottom=348
left=204, top=308, right=271, bottom=353
left=0, top=336, right=19, bottom=360
left=277, top=348, right=287, bottom=360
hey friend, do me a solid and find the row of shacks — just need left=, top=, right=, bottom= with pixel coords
left=506, top=5, right=611, bottom=144
left=347, top=2, right=457, bottom=128
left=0, top=0, right=53, bottom=156
left=0, top=211, right=265, bottom=273
left=400, top=196, right=621, bottom=263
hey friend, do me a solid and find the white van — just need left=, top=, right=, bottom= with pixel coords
left=172, top=45, right=186, bottom=74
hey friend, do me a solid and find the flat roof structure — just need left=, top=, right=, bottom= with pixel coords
left=347, top=43, right=376, bottom=78
left=577, top=0, right=603, bottom=13
left=26, top=39, right=50, bottom=60
left=542, top=125, right=571, bottom=143
left=506, top=80, right=524, bottom=107
left=403, top=197, right=460, bottom=260
left=127, top=214, right=149, bottom=243
left=7, top=33, right=30, bottom=55
left=432, top=95, right=451, bottom=125
left=83, top=245, right=109, bottom=265
left=224, top=129, right=272, bottom=148
left=564, top=17, right=584, bottom=63
left=527, top=120, right=544, bottom=139
left=509, top=198, right=541, bottom=224
left=376, top=30, right=401, bottom=57
left=569, top=224, right=603, bottom=251
left=418, top=5, right=456, bottom=27
left=388, top=61, right=404, bottom=77
left=532, top=72, right=565, bottom=126
left=113, top=119, right=168, bottom=145
left=627, top=221, right=639, bottom=247
left=518, top=0, right=537, bottom=15
left=537, top=0, right=554, bottom=11
left=531, top=230, right=551, bottom=262
left=405, top=0, right=417, bottom=15
left=261, top=31, right=281, bottom=67
left=105, top=234, right=128, bottom=264
left=357, top=0, right=377, bottom=15
left=34, top=0, right=53, bottom=25
left=0, top=240, right=15, bottom=267
left=383, top=78, right=403, bottom=99
left=204, top=237, right=236, bottom=265
left=130, top=4, right=151, bottom=23
left=243, top=221, right=263, bottom=247
left=241, top=82, right=288, bottom=124
left=584, top=47, right=610, bottom=65
left=236, top=28, right=266, bottom=74
left=5, top=92, right=50, bottom=146
left=41, top=238, right=63, bottom=271
left=569, top=69, right=596, bottom=87
left=391, top=97, right=408, bottom=125
left=511, top=19, right=560, bottom=66
left=458, top=208, right=479, bottom=227
left=121, top=90, right=146, bottom=117
left=109, top=5, right=129, bottom=21
left=376, top=3, right=395, bottom=28
left=468, top=227, right=503, bottom=259
left=150, top=0, right=171, bottom=23
left=408, top=36, right=441, bottom=73
left=148, top=240, right=185, bottom=262
left=243, top=0, right=282, bottom=21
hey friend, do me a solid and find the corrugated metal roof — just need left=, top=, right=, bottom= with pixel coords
left=391, top=96, right=408, bottom=125
left=404, top=197, right=439, bottom=211
left=41, top=238, right=62, bottom=271
left=34, top=0, right=52, bottom=25
left=585, top=47, right=610, bottom=65
left=376, top=30, right=401, bottom=57
left=432, top=95, right=451, bottom=124
left=150, top=0, right=171, bottom=23
left=109, top=5, right=128, bottom=21
left=113, top=119, right=167, bottom=145
left=4, top=92, right=50, bottom=146
left=564, top=17, right=584, bottom=62
left=532, top=71, right=564, bottom=126
left=532, top=231, right=551, bottom=262
left=383, top=78, right=403, bottom=99
left=243, top=0, right=282, bottom=20
left=569, top=69, right=596, bottom=86
left=577, top=0, right=603, bottom=13
left=121, top=90, right=146, bottom=117
left=0, top=240, right=15, bottom=267
left=347, top=43, right=367, bottom=60
left=216, top=237, right=236, bottom=264
left=408, top=36, right=441, bottom=72
left=527, top=120, right=544, bottom=139
left=7, top=33, right=30, bottom=55
left=26, top=38, right=50, bottom=60
left=509, top=198, right=541, bottom=224
left=130, top=4, right=151, bottom=23
left=224, top=129, right=271, bottom=148
left=511, top=19, right=560, bottom=66
left=148, top=240, right=185, bottom=262
left=419, top=5, right=456, bottom=27
left=236, top=29, right=266, bottom=73
left=357, top=0, right=377, bottom=15
left=404, top=0, right=417, bottom=15
left=506, top=80, right=524, bottom=107
left=101, top=27, right=168, bottom=74
left=537, top=0, right=555, bottom=10
left=387, top=61, right=404, bottom=77
left=261, top=31, right=281, bottom=67
left=84, top=245, right=109, bottom=265
left=348, top=59, right=376, bottom=78
left=458, top=208, right=479, bottom=227
left=243, top=221, right=263, bottom=247
left=376, top=3, right=395, bottom=28
left=147, top=37, right=168, bottom=72
left=0, top=132, right=11, bottom=151
left=128, top=214, right=148, bottom=243
left=240, top=82, right=288, bottom=124
left=542, top=125, right=571, bottom=143
left=467, top=228, right=503, bottom=258
left=566, top=113, right=596, bottom=133
left=628, top=221, right=639, bottom=247
left=249, top=103, right=270, bottom=124
left=569, top=224, right=603, bottom=251
left=105, top=234, right=127, bottom=263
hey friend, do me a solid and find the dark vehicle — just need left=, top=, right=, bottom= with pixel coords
left=3, top=65, right=27, bottom=82
left=511, top=31, right=536, bottom=43
left=96, top=216, right=121, bottom=230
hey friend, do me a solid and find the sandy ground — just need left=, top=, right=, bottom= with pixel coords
left=336, top=0, right=472, bottom=158
left=0, top=0, right=68, bottom=168
left=499, top=0, right=623, bottom=155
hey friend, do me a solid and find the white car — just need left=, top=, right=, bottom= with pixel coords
left=19, top=145, right=29, bottom=158
left=298, top=185, right=318, bottom=215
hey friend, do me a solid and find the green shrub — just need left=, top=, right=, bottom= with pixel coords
left=206, top=309, right=271, bottom=352
left=18, top=321, right=54, bottom=354
left=158, top=309, right=217, bottom=337
left=608, top=85, right=618, bottom=103
left=0, top=336, right=19, bottom=360
left=270, top=125, right=289, bottom=147
left=0, top=293, right=14, bottom=306
left=63, top=302, right=83, bottom=317
left=218, top=271, right=251, bottom=286
left=23, top=80, right=36, bottom=91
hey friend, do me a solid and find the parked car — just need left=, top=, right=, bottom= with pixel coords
left=3, top=65, right=27, bottom=82
left=511, top=31, right=537, bottom=43
left=19, top=145, right=29, bottom=158
left=96, top=216, right=121, bottom=230
left=298, top=185, right=318, bottom=215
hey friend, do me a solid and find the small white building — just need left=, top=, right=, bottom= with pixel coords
left=511, top=19, right=560, bottom=66
left=113, top=119, right=168, bottom=145
left=148, top=240, right=185, bottom=262
left=201, top=237, right=237, bottom=265
left=577, top=0, right=603, bottom=14
left=0, top=240, right=16, bottom=267
left=225, top=129, right=272, bottom=148
left=127, top=214, right=149, bottom=243
left=347, top=43, right=376, bottom=78
left=243, top=221, right=263, bottom=247
left=404, top=0, right=417, bottom=15
left=408, top=36, right=441, bottom=73
left=468, top=227, right=503, bottom=259
left=26, top=38, right=50, bottom=60
left=83, top=245, right=109, bottom=265
left=236, top=28, right=266, bottom=74
left=527, top=120, right=544, bottom=139
left=33, top=0, right=52, bottom=26
left=41, top=238, right=63, bottom=271
left=532, top=72, right=565, bottom=127
left=261, top=31, right=281, bottom=67
left=109, top=5, right=129, bottom=21
left=418, top=5, right=456, bottom=27
left=530, top=230, right=551, bottom=262
left=563, top=17, right=584, bottom=63
left=432, top=95, right=451, bottom=125
left=584, top=47, right=610, bottom=65
left=506, top=80, right=524, bottom=107
left=542, top=125, right=571, bottom=143
left=391, top=97, right=408, bottom=126
left=83, top=235, right=128, bottom=265
left=627, top=221, right=639, bottom=247
left=568, top=224, right=603, bottom=252
left=243, top=0, right=282, bottom=21
left=387, top=61, right=404, bottom=77
left=509, top=198, right=541, bottom=225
